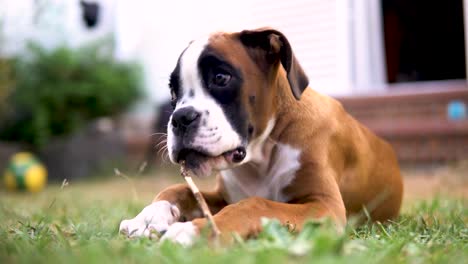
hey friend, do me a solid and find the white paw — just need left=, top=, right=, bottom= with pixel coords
left=119, top=201, right=180, bottom=238
left=160, top=222, right=197, bottom=246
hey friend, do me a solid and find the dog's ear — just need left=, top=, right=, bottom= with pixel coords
left=239, top=28, right=309, bottom=100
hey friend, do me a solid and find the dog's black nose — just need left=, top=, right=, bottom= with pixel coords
left=171, top=107, right=200, bottom=129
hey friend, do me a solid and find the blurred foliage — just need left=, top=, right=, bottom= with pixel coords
left=0, top=57, right=15, bottom=117
left=0, top=41, right=142, bottom=149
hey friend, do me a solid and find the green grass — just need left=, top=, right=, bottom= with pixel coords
left=0, top=179, right=466, bottom=264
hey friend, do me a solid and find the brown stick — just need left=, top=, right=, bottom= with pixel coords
left=180, top=161, right=221, bottom=238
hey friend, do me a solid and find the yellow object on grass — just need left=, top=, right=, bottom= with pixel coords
left=3, top=152, right=47, bottom=192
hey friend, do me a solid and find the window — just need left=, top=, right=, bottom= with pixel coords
left=382, top=0, right=466, bottom=83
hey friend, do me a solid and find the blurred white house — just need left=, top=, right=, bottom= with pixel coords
left=1, top=0, right=467, bottom=162
left=1, top=0, right=466, bottom=102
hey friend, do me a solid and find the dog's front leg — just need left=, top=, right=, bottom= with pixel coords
left=161, top=196, right=346, bottom=244
left=119, top=183, right=226, bottom=243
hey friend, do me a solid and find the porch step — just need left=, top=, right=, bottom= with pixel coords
left=337, top=81, right=468, bottom=163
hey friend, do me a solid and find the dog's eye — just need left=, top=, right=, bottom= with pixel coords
left=212, top=72, right=231, bottom=87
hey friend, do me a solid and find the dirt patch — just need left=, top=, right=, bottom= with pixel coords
left=65, top=161, right=468, bottom=203
left=402, top=161, right=468, bottom=200
left=2, top=163, right=465, bottom=206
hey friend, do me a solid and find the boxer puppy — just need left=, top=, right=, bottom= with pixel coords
left=120, top=28, right=403, bottom=245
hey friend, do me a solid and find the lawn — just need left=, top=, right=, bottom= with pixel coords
left=0, top=166, right=467, bottom=264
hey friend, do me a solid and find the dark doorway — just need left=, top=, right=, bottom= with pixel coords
left=382, top=0, right=466, bottom=83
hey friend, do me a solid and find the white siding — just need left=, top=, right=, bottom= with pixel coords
left=352, top=0, right=386, bottom=94
left=0, top=0, right=115, bottom=56
left=3, top=0, right=389, bottom=113
left=247, top=0, right=353, bottom=95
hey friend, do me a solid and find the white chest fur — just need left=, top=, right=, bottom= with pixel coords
left=221, top=143, right=302, bottom=204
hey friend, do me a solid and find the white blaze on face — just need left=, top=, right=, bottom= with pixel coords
left=167, top=37, right=243, bottom=163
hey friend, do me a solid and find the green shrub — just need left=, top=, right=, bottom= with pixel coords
left=0, top=41, right=142, bottom=149
left=0, top=57, right=15, bottom=118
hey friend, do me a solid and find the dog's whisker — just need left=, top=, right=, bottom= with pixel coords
left=153, top=142, right=168, bottom=151
left=157, top=146, right=167, bottom=158
left=150, top=132, right=168, bottom=136
left=155, top=139, right=168, bottom=146
left=149, top=133, right=168, bottom=141
left=160, top=148, right=170, bottom=164
left=157, top=146, right=170, bottom=163
left=155, top=145, right=166, bottom=152
left=153, top=137, right=167, bottom=143
left=155, top=142, right=167, bottom=149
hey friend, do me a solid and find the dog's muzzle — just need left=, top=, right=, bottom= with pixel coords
left=169, top=107, right=247, bottom=174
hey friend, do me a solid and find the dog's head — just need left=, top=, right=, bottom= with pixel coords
left=167, top=28, right=308, bottom=177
